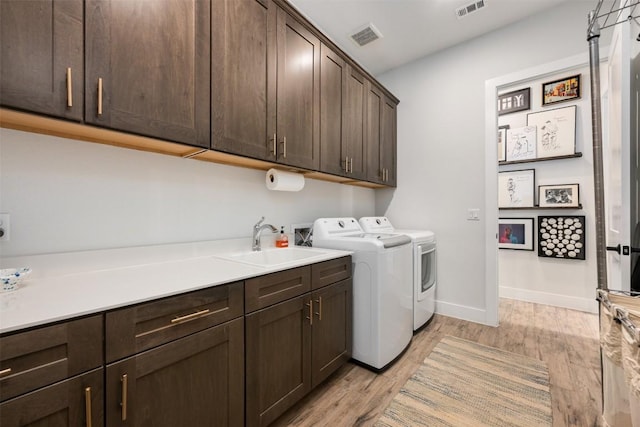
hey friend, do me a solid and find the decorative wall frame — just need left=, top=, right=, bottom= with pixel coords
left=537, top=215, right=585, bottom=260
left=497, top=88, right=530, bottom=116
left=498, top=125, right=509, bottom=162
left=498, top=169, right=535, bottom=208
left=542, top=74, right=581, bottom=106
left=526, top=105, right=576, bottom=159
left=538, top=184, right=580, bottom=208
left=506, top=126, right=537, bottom=161
left=498, top=218, right=534, bottom=251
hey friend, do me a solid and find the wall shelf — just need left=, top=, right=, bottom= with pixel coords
left=500, top=204, right=583, bottom=210
left=499, top=152, right=583, bottom=166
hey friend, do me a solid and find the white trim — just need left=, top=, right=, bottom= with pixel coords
left=500, top=286, right=599, bottom=313
left=435, top=300, right=488, bottom=324
left=484, top=51, right=607, bottom=326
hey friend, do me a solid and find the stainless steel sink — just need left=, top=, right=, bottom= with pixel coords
left=216, top=247, right=329, bottom=267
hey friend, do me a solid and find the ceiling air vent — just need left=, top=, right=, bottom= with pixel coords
left=350, top=23, right=383, bottom=47
left=456, top=0, right=486, bottom=19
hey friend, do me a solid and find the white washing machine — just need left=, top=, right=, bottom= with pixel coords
left=312, top=217, right=413, bottom=371
left=359, top=217, right=436, bottom=331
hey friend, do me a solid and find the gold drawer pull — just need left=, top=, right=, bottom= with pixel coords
left=280, top=136, right=287, bottom=158
left=120, top=374, right=128, bottom=421
left=0, top=368, right=11, bottom=377
left=66, top=67, right=73, bottom=108
left=171, top=308, right=211, bottom=324
left=349, top=158, right=353, bottom=174
left=270, top=133, right=277, bottom=156
left=306, top=300, right=313, bottom=325
left=97, top=78, right=103, bottom=116
left=85, top=387, right=92, bottom=427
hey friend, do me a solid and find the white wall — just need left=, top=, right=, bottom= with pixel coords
left=376, top=1, right=610, bottom=323
left=0, top=128, right=375, bottom=256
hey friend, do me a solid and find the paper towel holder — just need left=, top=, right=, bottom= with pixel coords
left=265, top=168, right=305, bottom=192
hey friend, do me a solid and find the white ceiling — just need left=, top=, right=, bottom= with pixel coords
left=288, top=0, right=572, bottom=75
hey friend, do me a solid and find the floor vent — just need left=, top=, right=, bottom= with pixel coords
left=350, top=23, right=383, bottom=47
left=456, top=0, right=486, bottom=19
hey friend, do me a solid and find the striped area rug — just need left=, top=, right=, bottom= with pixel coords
left=375, top=336, right=552, bottom=427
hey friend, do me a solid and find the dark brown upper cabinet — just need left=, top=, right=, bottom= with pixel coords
left=212, top=0, right=319, bottom=170
left=319, top=43, right=346, bottom=176
left=366, top=83, right=398, bottom=186
left=343, top=65, right=367, bottom=180
left=0, top=0, right=83, bottom=121
left=85, top=0, right=210, bottom=148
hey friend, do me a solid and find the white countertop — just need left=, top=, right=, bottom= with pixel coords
left=0, top=239, right=351, bottom=334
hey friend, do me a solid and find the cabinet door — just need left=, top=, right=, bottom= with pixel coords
left=365, top=82, right=383, bottom=184
left=212, top=0, right=277, bottom=160
left=106, top=318, right=244, bottom=427
left=85, top=0, right=210, bottom=148
left=0, top=0, right=83, bottom=121
left=344, top=66, right=367, bottom=180
left=0, top=368, right=104, bottom=427
left=275, top=8, right=320, bottom=170
left=311, top=279, right=352, bottom=388
left=246, top=295, right=312, bottom=427
left=381, top=96, right=398, bottom=187
left=319, top=43, right=346, bottom=176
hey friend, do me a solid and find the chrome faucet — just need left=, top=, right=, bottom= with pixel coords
left=252, top=216, right=278, bottom=251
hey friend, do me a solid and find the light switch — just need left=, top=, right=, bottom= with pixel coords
left=467, top=208, right=480, bottom=221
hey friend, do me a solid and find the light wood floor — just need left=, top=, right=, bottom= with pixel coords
left=272, top=298, right=602, bottom=427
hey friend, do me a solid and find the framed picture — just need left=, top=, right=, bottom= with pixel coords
left=498, top=218, right=534, bottom=251
left=498, top=169, right=535, bottom=208
left=498, top=125, right=509, bottom=162
left=527, top=105, right=576, bottom=159
left=498, top=88, right=530, bottom=116
left=538, top=215, right=585, bottom=260
left=538, top=184, right=580, bottom=208
left=506, top=126, right=537, bottom=161
left=542, top=74, right=580, bottom=106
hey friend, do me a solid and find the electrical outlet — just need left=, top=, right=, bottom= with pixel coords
left=0, top=213, right=10, bottom=241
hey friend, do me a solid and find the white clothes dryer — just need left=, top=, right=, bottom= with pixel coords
left=312, top=217, right=413, bottom=371
left=359, top=217, right=436, bottom=331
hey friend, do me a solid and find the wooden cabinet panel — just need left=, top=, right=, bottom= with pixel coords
left=0, top=0, right=83, bottom=121
left=246, top=295, right=312, bottom=427
left=0, top=315, right=103, bottom=402
left=311, top=279, right=352, bottom=388
left=0, top=368, right=104, bottom=427
left=366, top=83, right=383, bottom=183
left=275, top=8, right=320, bottom=170
left=344, top=66, right=367, bottom=180
left=106, top=282, right=243, bottom=362
left=245, top=266, right=311, bottom=313
left=212, top=0, right=277, bottom=160
left=311, top=256, right=352, bottom=290
left=106, top=318, right=244, bottom=427
left=381, top=97, right=398, bottom=187
left=85, top=0, right=210, bottom=147
left=319, top=43, right=346, bottom=176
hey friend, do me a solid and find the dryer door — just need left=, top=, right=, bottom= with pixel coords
left=416, top=242, right=436, bottom=301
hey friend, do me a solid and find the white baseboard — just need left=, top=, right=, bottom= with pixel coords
left=499, top=286, right=598, bottom=313
left=435, top=300, right=497, bottom=326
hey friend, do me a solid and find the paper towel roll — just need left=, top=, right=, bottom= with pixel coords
left=265, top=168, right=305, bottom=191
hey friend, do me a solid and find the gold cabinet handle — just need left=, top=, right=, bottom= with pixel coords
left=120, top=374, right=128, bottom=421
left=170, top=308, right=210, bottom=324
left=84, top=387, right=92, bottom=427
left=306, top=300, right=313, bottom=325
left=314, top=296, right=322, bottom=320
left=270, top=133, right=277, bottom=156
left=66, top=68, right=73, bottom=108
left=97, top=78, right=103, bottom=116
left=280, top=136, right=287, bottom=158
left=0, top=368, right=11, bottom=377
left=349, top=158, right=354, bottom=174
left=343, top=157, right=349, bottom=172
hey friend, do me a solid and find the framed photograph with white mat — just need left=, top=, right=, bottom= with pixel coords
left=526, top=105, right=576, bottom=159
left=498, top=169, right=535, bottom=208
left=538, top=184, right=580, bottom=208
left=506, top=126, right=537, bottom=161
left=498, top=218, right=534, bottom=251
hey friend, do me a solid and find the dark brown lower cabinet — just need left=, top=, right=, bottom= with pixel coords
left=106, top=317, right=244, bottom=427
left=246, top=279, right=352, bottom=427
left=0, top=368, right=104, bottom=427
left=311, top=279, right=352, bottom=388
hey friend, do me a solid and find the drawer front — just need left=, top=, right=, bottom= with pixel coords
left=106, top=281, right=244, bottom=362
left=311, top=256, right=352, bottom=290
left=0, top=315, right=103, bottom=402
left=245, top=266, right=311, bottom=313
left=0, top=368, right=104, bottom=427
